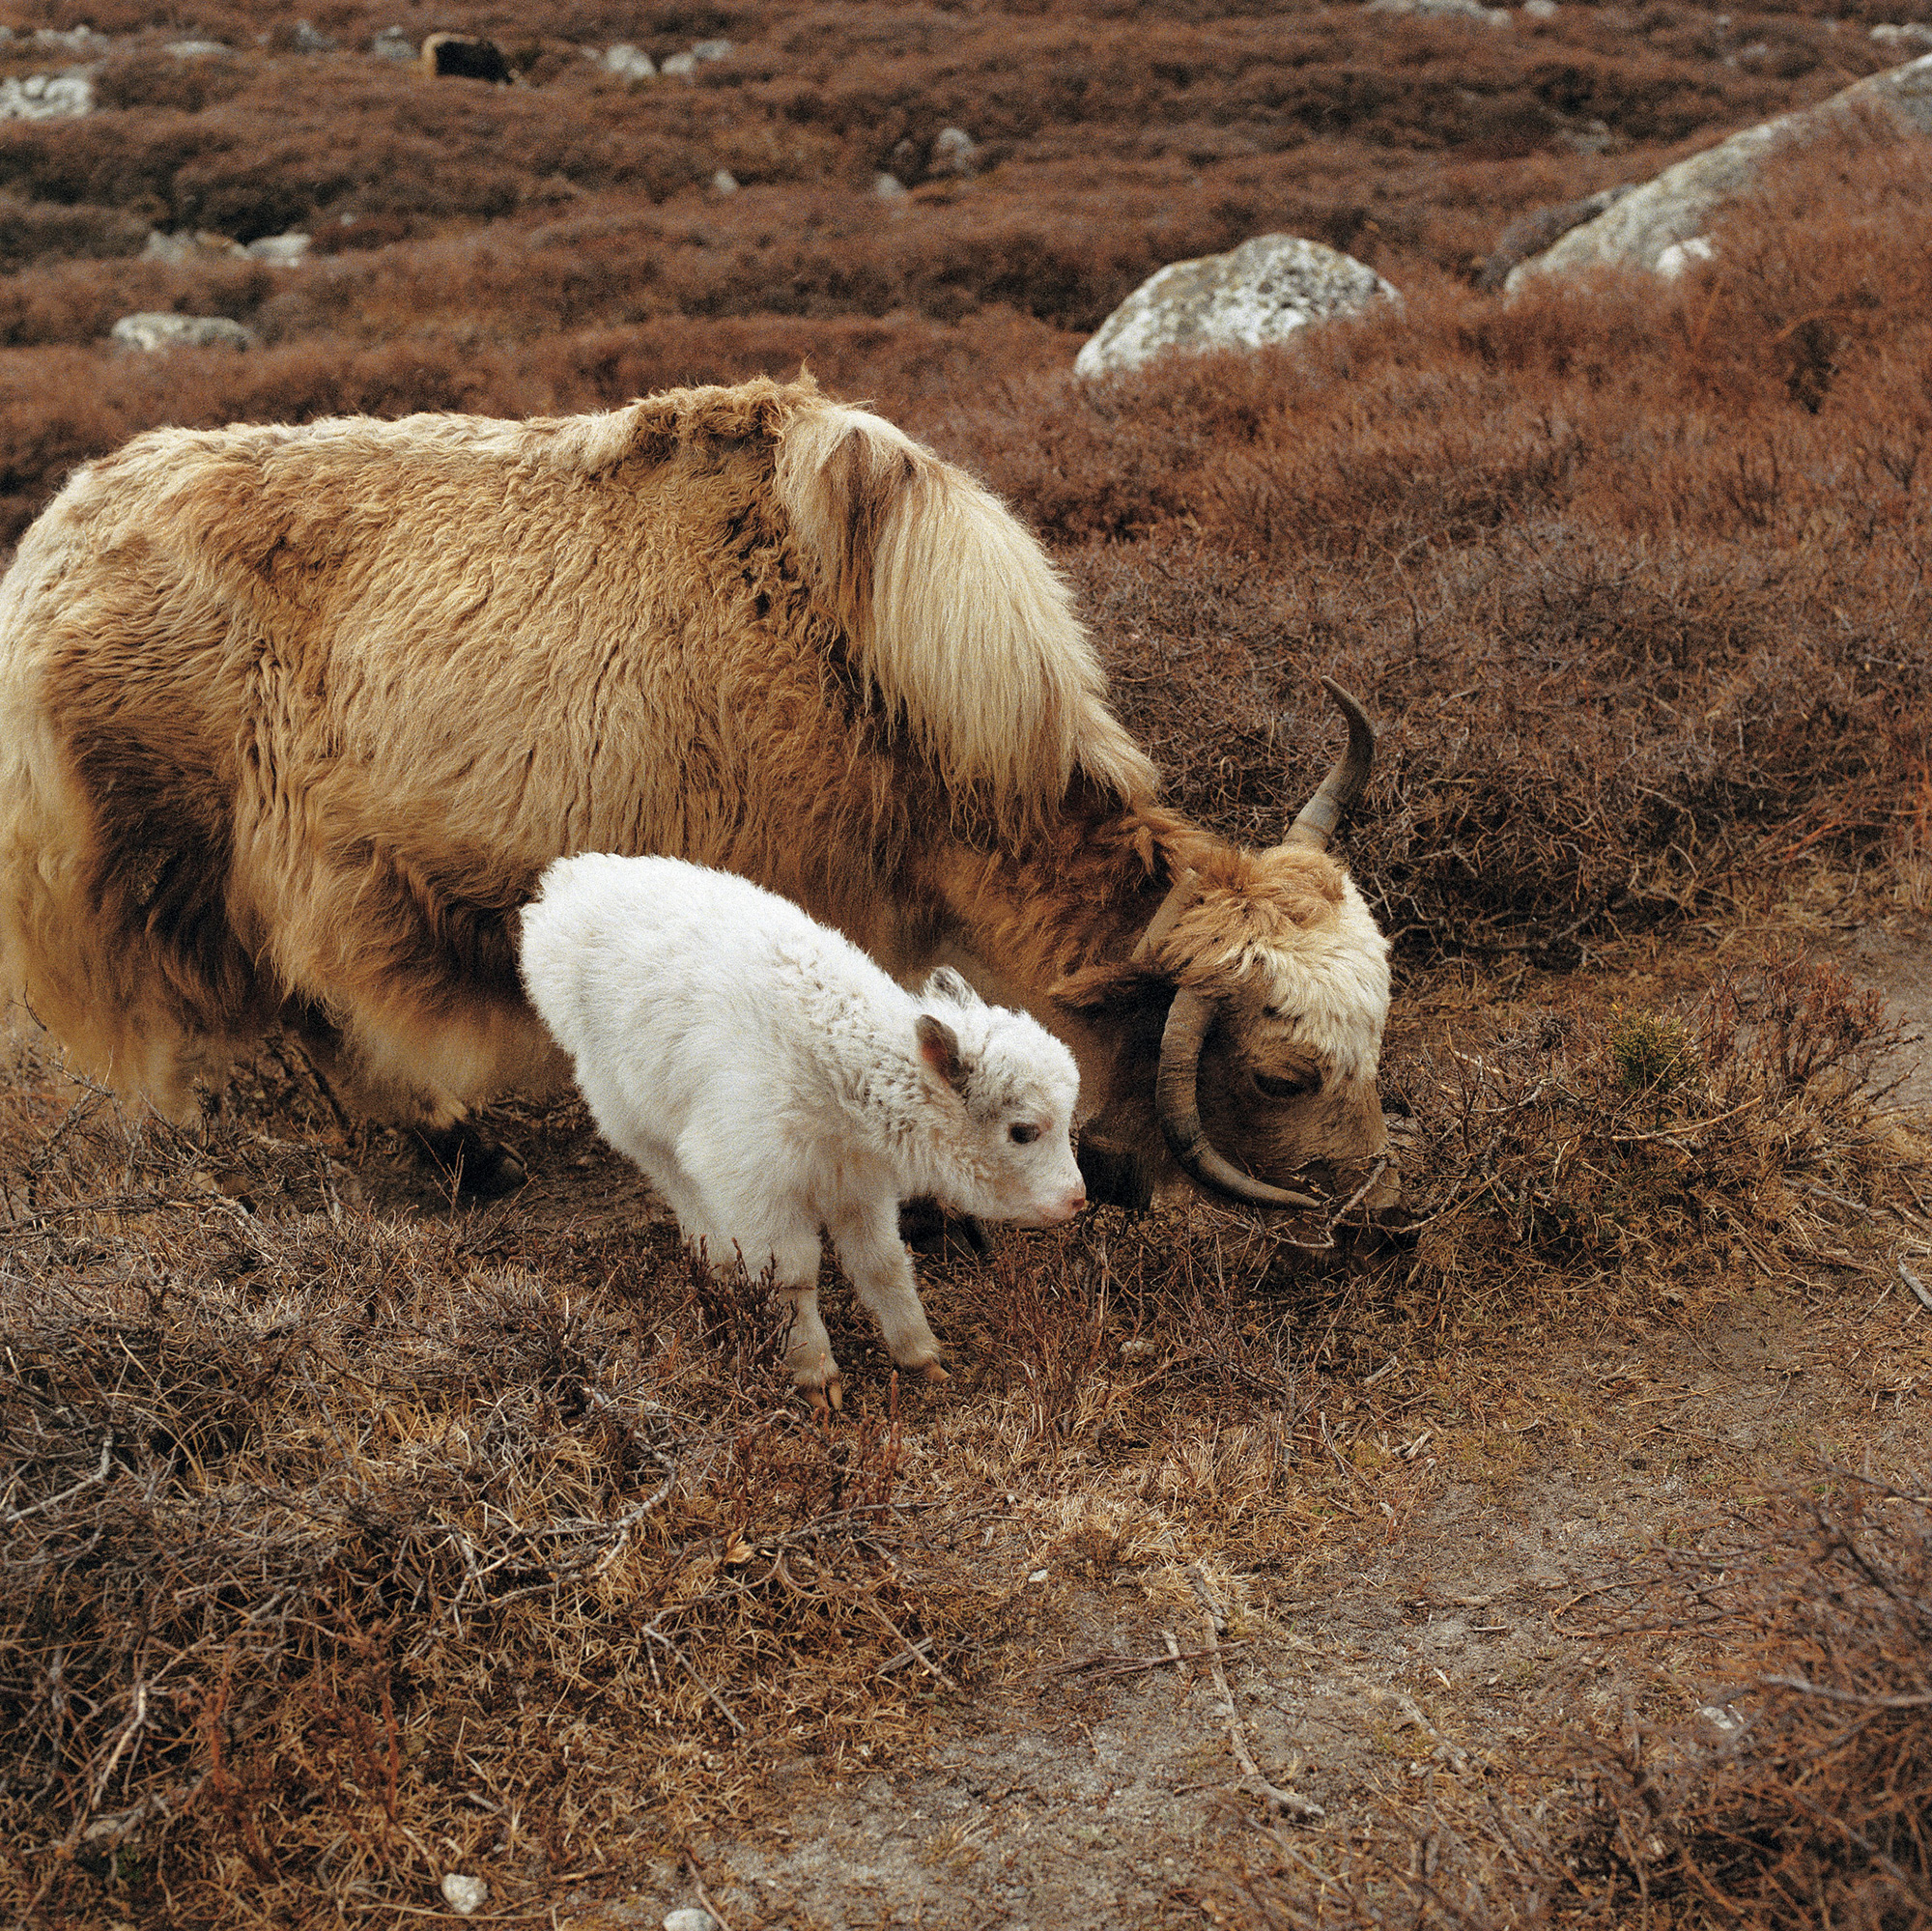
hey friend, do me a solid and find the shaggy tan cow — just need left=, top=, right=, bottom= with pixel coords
left=0, top=374, right=1393, bottom=1209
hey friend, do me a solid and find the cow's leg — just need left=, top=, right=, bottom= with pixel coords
left=897, top=1197, right=993, bottom=1260
left=283, top=1003, right=525, bottom=1197
left=412, top=1107, right=526, bottom=1199
left=827, top=1196, right=948, bottom=1385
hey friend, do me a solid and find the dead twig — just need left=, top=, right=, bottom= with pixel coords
left=1899, top=1258, right=1932, bottom=1312
left=1048, top=1638, right=1254, bottom=1683
left=1190, top=1564, right=1323, bottom=1823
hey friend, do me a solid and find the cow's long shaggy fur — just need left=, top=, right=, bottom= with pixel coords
left=0, top=373, right=1389, bottom=1205
left=0, top=376, right=1149, bottom=1125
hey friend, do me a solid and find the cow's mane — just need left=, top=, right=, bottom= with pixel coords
left=767, top=380, right=1159, bottom=829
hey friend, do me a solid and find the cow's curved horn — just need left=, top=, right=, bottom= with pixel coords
left=1132, top=867, right=1199, bottom=963
left=1154, top=987, right=1326, bottom=1210
left=1280, top=677, right=1376, bottom=852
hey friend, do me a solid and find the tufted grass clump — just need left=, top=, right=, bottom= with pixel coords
left=1606, top=1003, right=1697, bottom=1099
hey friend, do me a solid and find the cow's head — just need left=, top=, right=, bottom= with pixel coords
left=1055, top=680, right=1396, bottom=1214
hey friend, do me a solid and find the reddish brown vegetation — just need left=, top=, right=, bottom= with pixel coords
left=1, top=2, right=1929, bottom=1924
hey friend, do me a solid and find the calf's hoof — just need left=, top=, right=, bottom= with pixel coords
left=413, top=1119, right=526, bottom=1199
left=803, top=1375, right=844, bottom=1414
left=914, top=1360, right=950, bottom=1386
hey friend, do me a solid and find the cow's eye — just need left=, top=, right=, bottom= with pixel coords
left=1253, top=1069, right=1319, bottom=1101
left=1009, top=1122, right=1040, bottom=1145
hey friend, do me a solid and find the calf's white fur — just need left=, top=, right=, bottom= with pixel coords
left=520, top=854, right=1086, bottom=1404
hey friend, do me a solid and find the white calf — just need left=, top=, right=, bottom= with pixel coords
left=519, top=854, right=1086, bottom=1404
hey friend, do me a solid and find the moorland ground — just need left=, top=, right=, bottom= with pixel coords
left=1, top=1, right=1929, bottom=1925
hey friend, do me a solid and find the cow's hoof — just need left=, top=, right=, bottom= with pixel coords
left=414, top=1120, right=526, bottom=1198
left=898, top=1198, right=992, bottom=1261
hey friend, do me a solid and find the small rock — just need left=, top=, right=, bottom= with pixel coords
left=1558, top=117, right=1618, bottom=156
left=710, top=169, right=740, bottom=196
left=245, top=231, right=311, bottom=266
left=440, top=1873, right=489, bottom=1917
left=110, top=313, right=253, bottom=354
left=1521, top=0, right=1558, bottom=15
left=291, top=19, right=335, bottom=52
left=164, top=39, right=231, bottom=57
left=604, top=43, right=655, bottom=78
left=141, top=229, right=246, bottom=263
left=663, top=1911, right=717, bottom=1931
left=31, top=25, right=100, bottom=54
left=692, top=39, right=734, bottom=61
left=660, top=50, right=697, bottom=77
left=1365, top=0, right=1513, bottom=26
left=873, top=172, right=908, bottom=199
left=931, top=126, right=978, bottom=175
left=369, top=25, right=414, bottom=62
left=1694, top=1702, right=1746, bottom=1738
left=0, top=72, right=94, bottom=120
left=1075, top=233, right=1400, bottom=380
left=1654, top=234, right=1716, bottom=277
left=1871, top=21, right=1932, bottom=49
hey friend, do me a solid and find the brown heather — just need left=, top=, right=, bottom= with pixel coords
left=1, top=1, right=1929, bottom=1925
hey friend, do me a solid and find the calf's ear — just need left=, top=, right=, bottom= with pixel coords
left=920, top=964, right=982, bottom=1008
left=916, top=1014, right=969, bottom=1092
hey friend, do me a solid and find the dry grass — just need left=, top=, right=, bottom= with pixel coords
left=4, top=938, right=1924, bottom=1926
left=1222, top=1468, right=1932, bottom=1927
left=1, top=3, right=1930, bottom=1923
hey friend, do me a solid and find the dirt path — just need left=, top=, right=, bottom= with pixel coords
left=557, top=1268, right=1928, bottom=1929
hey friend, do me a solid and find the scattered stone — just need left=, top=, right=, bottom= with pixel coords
left=1365, top=0, right=1513, bottom=26
left=30, top=25, right=101, bottom=55
left=110, top=313, right=253, bottom=354
left=1507, top=50, right=1932, bottom=288
left=1654, top=235, right=1716, bottom=277
left=1075, top=233, right=1400, bottom=380
left=0, top=72, right=94, bottom=121
left=663, top=1911, right=718, bottom=1931
left=710, top=169, right=740, bottom=196
left=1474, top=185, right=1630, bottom=290
left=245, top=231, right=311, bottom=266
left=604, top=43, right=655, bottom=79
left=421, top=32, right=514, bottom=83
left=660, top=50, right=697, bottom=77
left=1871, top=21, right=1932, bottom=51
left=163, top=40, right=231, bottom=57
left=290, top=19, right=335, bottom=53
left=931, top=127, right=979, bottom=176
left=1694, top=1702, right=1747, bottom=1739
left=369, top=25, right=414, bottom=62
left=692, top=39, right=734, bottom=61
left=440, top=1873, right=489, bottom=1917
left=1521, top=0, right=1559, bottom=15
left=1558, top=116, right=1619, bottom=156
left=142, top=229, right=247, bottom=263
left=873, top=171, right=909, bottom=199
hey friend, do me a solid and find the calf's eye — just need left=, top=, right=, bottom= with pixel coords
left=1009, top=1122, right=1040, bottom=1145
